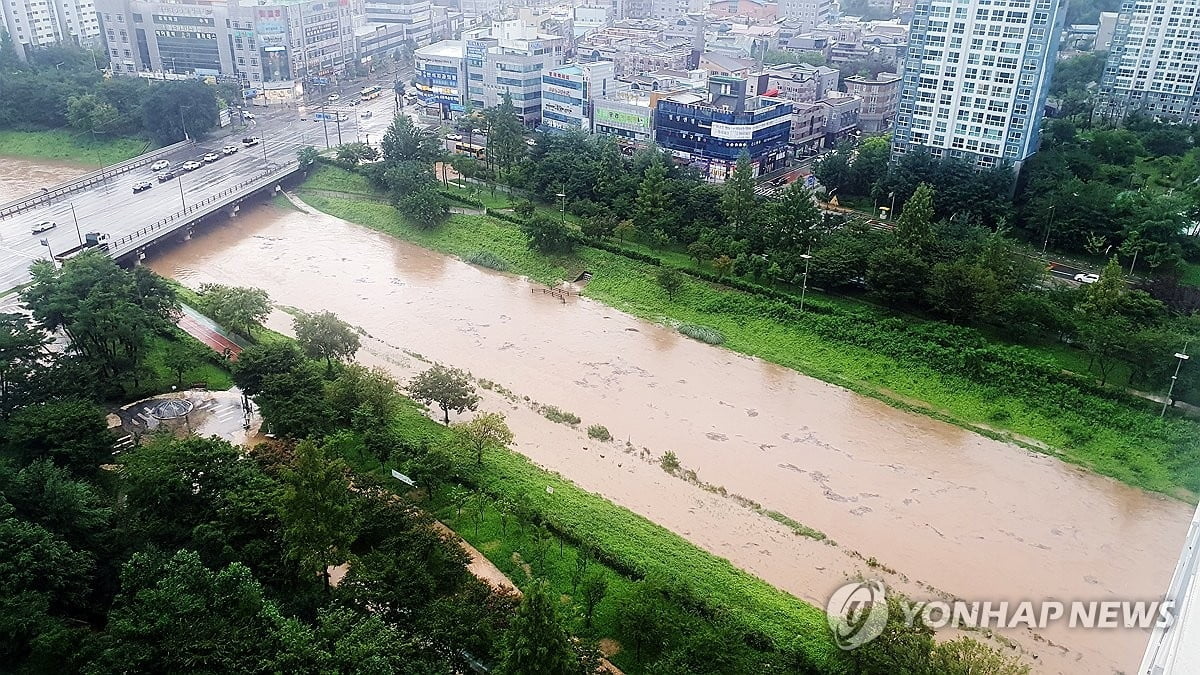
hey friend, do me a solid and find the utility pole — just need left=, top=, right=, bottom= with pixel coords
left=321, top=106, right=331, bottom=149
left=69, top=202, right=82, bottom=246
left=1161, top=342, right=1192, bottom=417
left=177, top=175, right=187, bottom=210
left=799, top=253, right=813, bottom=312
left=1042, top=204, right=1056, bottom=255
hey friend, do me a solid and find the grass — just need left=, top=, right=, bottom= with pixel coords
left=296, top=166, right=1200, bottom=496
left=131, top=331, right=234, bottom=398
left=0, top=129, right=148, bottom=166
left=388, top=400, right=840, bottom=671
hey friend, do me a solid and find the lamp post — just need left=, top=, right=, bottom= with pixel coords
left=1160, top=343, right=1191, bottom=417
left=69, top=202, right=83, bottom=247
left=556, top=187, right=566, bottom=225
left=39, top=238, right=54, bottom=267
left=1042, top=204, right=1056, bottom=255
left=799, top=253, right=813, bottom=312
left=177, top=175, right=187, bottom=210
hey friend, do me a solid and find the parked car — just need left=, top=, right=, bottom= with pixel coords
left=182, top=160, right=203, bottom=171
left=1073, top=273, right=1100, bottom=284
left=242, top=136, right=261, bottom=147
left=151, top=159, right=171, bottom=171
left=202, top=152, right=220, bottom=163
left=132, top=180, right=153, bottom=193
left=31, top=220, right=56, bottom=234
left=221, top=144, right=239, bottom=155
left=327, top=93, right=340, bottom=102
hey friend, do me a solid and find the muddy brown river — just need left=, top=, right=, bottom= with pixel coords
left=0, top=148, right=1186, bottom=675
left=0, top=157, right=87, bottom=203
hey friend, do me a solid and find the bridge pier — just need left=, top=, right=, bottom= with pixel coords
left=227, top=203, right=240, bottom=219
left=183, top=227, right=193, bottom=241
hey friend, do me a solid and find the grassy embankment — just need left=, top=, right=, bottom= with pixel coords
left=0, top=129, right=148, bottom=167
left=296, top=165, right=1200, bottom=498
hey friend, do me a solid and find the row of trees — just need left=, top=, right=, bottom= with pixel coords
left=0, top=42, right=225, bottom=144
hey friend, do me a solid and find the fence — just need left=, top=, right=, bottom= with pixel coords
left=0, top=138, right=196, bottom=219
left=110, top=161, right=298, bottom=251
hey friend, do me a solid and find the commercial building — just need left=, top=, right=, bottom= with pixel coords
left=541, top=60, right=616, bottom=130
left=593, top=89, right=655, bottom=142
left=654, top=75, right=793, bottom=181
left=790, top=100, right=828, bottom=154
left=1097, top=0, right=1200, bottom=124
left=891, top=0, right=1065, bottom=170
left=1, top=0, right=101, bottom=59
left=747, top=62, right=839, bottom=104
left=96, top=0, right=364, bottom=92
left=413, top=38, right=464, bottom=115
left=844, top=71, right=900, bottom=131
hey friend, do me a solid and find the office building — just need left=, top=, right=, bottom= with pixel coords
left=654, top=75, right=793, bottom=181
left=593, top=89, right=655, bottom=142
left=1097, top=0, right=1200, bottom=124
left=891, top=0, right=1065, bottom=170
left=413, top=38, right=465, bottom=115
left=541, top=60, right=615, bottom=130
left=463, top=20, right=565, bottom=123
left=844, top=71, right=900, bottom=131
left=1, top=0, right=101, bottom=59
left=96, top=0, right=364, bottom=92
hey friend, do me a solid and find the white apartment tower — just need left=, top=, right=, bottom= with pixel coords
left=892, top=0, right=1065, bottom=170
left=1, top=0, right=101, bottom=59
left=1097, top=0, right=1200, bottom=124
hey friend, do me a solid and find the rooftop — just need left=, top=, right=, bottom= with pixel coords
left=415, top=40, right=465, bottom=59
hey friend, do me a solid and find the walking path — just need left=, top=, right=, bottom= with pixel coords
left=177, top=303, right=247, bottom=360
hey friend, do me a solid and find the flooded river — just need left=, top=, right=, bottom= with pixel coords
left=0, top=157, right=87, bottom=203
left=137, top=198, right=1196, bottom=673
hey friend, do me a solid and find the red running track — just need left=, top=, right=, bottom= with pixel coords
left=177, top=313, right=243, bottom=361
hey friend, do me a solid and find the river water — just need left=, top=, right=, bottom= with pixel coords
left=0, top=157, right=87, bottom=203
left=1, top=155, right=1188, bottom=673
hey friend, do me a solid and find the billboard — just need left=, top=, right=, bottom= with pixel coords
left=594, top=107, right=649, bottom=129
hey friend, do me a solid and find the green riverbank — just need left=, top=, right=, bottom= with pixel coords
left=0, top=129, right=148, bottom=166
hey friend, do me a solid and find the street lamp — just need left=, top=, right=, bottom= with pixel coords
left=177, top=174, right=187, bottom=210
left=39, top=238, right=54, bottom=266
left=1161, top=344, right=1191, bottom=417
left=69, top=202, right=83, bottom=247
left=1042, top=204, right=1055, bottom=255
left=799, top=253, right=813, bottom=312
left=556, top=185, right=566, bottom=225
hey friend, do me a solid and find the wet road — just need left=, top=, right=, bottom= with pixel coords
left=142, top=200, right=1194, bottom=674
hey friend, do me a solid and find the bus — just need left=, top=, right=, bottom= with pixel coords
left=360, top=86, right=382, bottom=101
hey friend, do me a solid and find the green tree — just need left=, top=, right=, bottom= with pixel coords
left=867, top=247, right=928, bottom=306
left=712, top=254, right=734, bottom=279
left=613, top=219, right=637, bottom=243
left=894, top=182, right=935, bottom=253
left=161, top=338, right=205, bottom=387
left=232, top=342, right=305, bottom=396
left=334, top=142, right=379, bottom=167
left=498, top=580, right=578, bottom=675
left=297, top=145, right=321, bottom=167
left=846, top=594, right=935, bottom=675
left=398, top=186, right=450, bottom=229
left=848, top=136, right=890, bottom=196
left=454, top=412, right=514, bottom=464
left=0, top=313, right=48, bottom=416
left=408, top=364, right=480, bottom=424
left=4, top=400, right=112, bottom=477
left=926, top=260, right=1001, bottom=324
left=195, top=283, right=271, bottom=339
left=0, top=459, right=112, bottom=551
left=381, top=114, right=441, bottom=165
left=633, top=158, right=669, bottom=234
left=720, top=153, right=759, bottom=239
left=580, top=572, right=608, bottom=629
left=657, top=267, right=684, bottom=300
left=929, top=636, right=1030, bottom=675
left=514, top=200, right=536, bottom=219
left=293, top=310, right=360, bottom=374
left=255, top=364, right=333, bottom=439
left=325, top=363, right=402, bottom=432
left=482, top=94, right=527, bottom=176
left=520, top=214, right=575, bottom=253
left=66, top=94, right=118, bottom=136
left=813, top=148, right=852, bottom=195
left=140, top=79, right=220, bottom=144
left=765, top=182, right=822, bottom=255
left=279, top=441, right=359, bottom=591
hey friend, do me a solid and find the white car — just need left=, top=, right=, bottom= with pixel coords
left=202, top=152, right=220, bottom=163
left=447, top=133, right=463, bottom=141
left=1073, top=273, right=1100, bottom=284
left=31, top=220, right=56, bottom=234
left=242, top=111, right=255, bottom=120
left=132, top=180, right=153, bottom=193
left=221, top=144, right=239, bottom=155
left=151, top=159, right=171, bottom=171
left=327, top=93, right=340, bottom=102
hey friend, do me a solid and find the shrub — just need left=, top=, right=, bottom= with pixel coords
left=439, top=190, right=484, bottom=208
left=678, top=323, right=725, bottom=345
left=466, top=250, right=509, bottom=272
left=586, top=424, right=612, bottom=441
left=660, top=451, right=681, bottom=473
left=540, top=405, right=581, bottom=425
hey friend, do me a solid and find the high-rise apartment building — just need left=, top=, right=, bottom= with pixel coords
left=1, top=0, right=101, bottom=59
left=891, top=0, right=1065, bottom=170
left=1096, top=0, right=1200, bottom=124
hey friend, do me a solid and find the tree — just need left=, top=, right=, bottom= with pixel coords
left=66, top=94, right=118, bottom=136
left=0, top=459, right=112, bottom=552
left=657, top=267, right=684, bottom=300
left=520, top=214, right=575, bottom=253
left=398, top=186, right=450, bottom=229
left=613, top=219, right=637, bottom=243
left=929, top=637, right=1030, bottom=675
left=765, top=182, right=822, bottom=255
left=325, top=363, right=402, bottom=433
left=845, top=594, right=935, bottom=675
left=581, top=213, right=616, bottom=240
left=279, top=441, right=359, bottom=590
left=381, top=114, right=441, bottom=166
left=497, top=581, right=578, bottom=675
left=720, top=153, right=759, bottom=239
left=454, top=412, right=513, bottom=464
left=140, top=79, right=219, bottom=144
left=633, top=158, right=669, bottom=234
left=297, top=146, right=320, bottom=167
left=867, top=247, right=927, bottom=306
left=848, top=136, right=890, bottom=196
left=513, top=200, right=536, bottom=219
left=408, top=364, right=480, bottom=424
left=712, top=254, right=734, bottom=279
left=813, top=148, right=852, bottom=195
left=482, top=94, right=527, bottom=176
left=895, top=182, right=935, bottom=253
left=232, top=342, right=305, bottom=396
left=4, top=399, right=113, bottom=477
left=580, top=572, right=607, bottom=629
left=0, top=313, right=48, bottom=417
left=162, top=338, right=205, bottom=387
left=255, top=365, right=334, bottom=439
left=195, top=283, right=271, bottom=339
left=334, top=142, right=378, bottom=167
left=293, top=310, right=360, bottom=374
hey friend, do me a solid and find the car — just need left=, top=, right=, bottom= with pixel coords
left=242, top=111, right=255, bottom=120
left=348, top=98, right=360, bottom=106
left=157, top=171, right=176, bottom=183
left=182, top=160, right=202, bottom=171
left=327, top=93, right=340, bottom=102
left=447, top=133, right=463, bottom=141
left=202, top=152, right=220, bottom=163
left=31, top=220, right=56, bottom=234
left=151, top=159, right=171, bottom=171
left=361, top=110, right=372, bottom=118
left=472, top=128, right=483, bottom=135
left=222, top=144, right=239, bottom=155
left=242, top=136, right=261, bottom=146
left=1073, top=273, right=1100, bottom=284
left=132, top=180, right=153, bottom=193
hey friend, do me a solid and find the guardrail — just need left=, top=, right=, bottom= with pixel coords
left=110, top=161, right=299, bottom=251
left=0, top=138, right=196, bottom=220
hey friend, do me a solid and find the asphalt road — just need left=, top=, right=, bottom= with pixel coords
left=0, top=73, right=420, bottom=292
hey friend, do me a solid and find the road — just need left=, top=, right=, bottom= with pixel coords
left=0, top=71, right=419, bottom=292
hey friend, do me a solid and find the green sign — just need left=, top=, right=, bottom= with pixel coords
left=595, top=107, right=649, bottom=129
